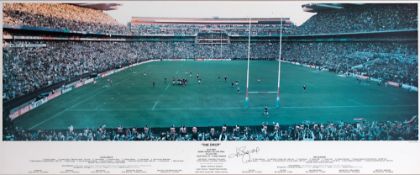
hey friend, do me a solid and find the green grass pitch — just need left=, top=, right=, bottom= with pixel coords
left=13, top=60, right=418, bottom=130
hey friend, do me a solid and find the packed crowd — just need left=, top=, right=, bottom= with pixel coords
left=196, top=32, right=230, bottom=44
left=295, top=4, right=417, bottom=35
left=282, top=41, right=418, bottom=86
left=3, top=3, right=293, bottom=36
left=3, top=117, right=418, bottom=141
left=3, top=3, right=417, bottom=37
left=3, top=3, right=129, bottom=35
left=3, top=40, right=417, bottom=102
left=132, top=4, right=417, bottom=36
left=132, top=23, right=292, bottom=36
left=2, top=40, right=280, bottom=101
left=3, top=41, right=144, bottom=101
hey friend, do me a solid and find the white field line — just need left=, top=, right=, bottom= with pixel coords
left=152, top=101, right=159, bottom=111
left=248, top=91, right=277, bottom=94
left=29, top=73, right=134, bottom=129
left=68, top=104, right=418, bottom=112
left=28, top=60, right=160, bottom=129
left=151, top=83, right=171, bottom=110
left=29, top=89, right=105, bottom=130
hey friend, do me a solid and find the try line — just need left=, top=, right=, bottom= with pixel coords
left=68, top=104, right=418, bottom=112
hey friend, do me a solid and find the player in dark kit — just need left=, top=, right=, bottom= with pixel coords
left=224, top=76, right=228, bottom=82
left=153, top=81, right=155, bottom=87
left=303, top=84, right=307, bottom=92
left=264, top=106, right=269, bottom=117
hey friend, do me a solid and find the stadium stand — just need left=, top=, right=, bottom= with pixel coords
left=3, top=41, right=145, bottom=101
left=3, top=39, right=417, bottom=103
left=3, top=117, right=418, bottom=141
left=130, top=17, right=293, bottom=36
left=282, top=41, right=418, bottom=86
left=2, top=3, right=418, bottom=141
left=295, top=4, right=417, bottom=35
left=3, top=3, right=129, bottom=35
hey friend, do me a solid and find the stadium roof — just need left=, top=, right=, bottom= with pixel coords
left=131, top=17, right=291, bottom=25
left=302, top=3, right=365, bottom=12
left=69, top=3, right=121, bottom=11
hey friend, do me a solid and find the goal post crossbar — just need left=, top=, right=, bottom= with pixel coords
left=248, top=91, right=278, bottom=94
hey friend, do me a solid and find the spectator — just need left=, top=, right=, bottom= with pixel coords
left=294, top=4, right=417, bottom=35
left=3, top=3, right=129, bottom=35
left=3, top=117, right=417, bottom=141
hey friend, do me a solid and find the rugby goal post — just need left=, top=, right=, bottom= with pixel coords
left=244, top=18, right=251, bottom=108
left=244, top=18, right=283, bottom=108
left=275, top=19, right=283, bottom=108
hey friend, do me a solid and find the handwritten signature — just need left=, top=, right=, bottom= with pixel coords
left=228, top=146, right=260, bottom=163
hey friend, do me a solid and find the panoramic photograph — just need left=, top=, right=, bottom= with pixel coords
left=2, top=2, right=418, bottom=141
